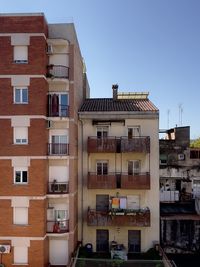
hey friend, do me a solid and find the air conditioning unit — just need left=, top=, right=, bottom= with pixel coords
left=47, top=44, right=53, bottom=54
left=0, top=244, right=11, bottom=254
left=178, top=153, right=185, bottom=160
left=46, top=120, right=53, bottom=129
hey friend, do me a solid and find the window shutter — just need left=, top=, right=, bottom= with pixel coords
left=14, top=46, right=28, bottom=62
left=14, top=247, right=28, bottom=264
left=14, top=207, right=28, bottom=224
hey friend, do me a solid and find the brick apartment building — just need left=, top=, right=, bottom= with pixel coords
left=0, top=13, right=89, bottom=267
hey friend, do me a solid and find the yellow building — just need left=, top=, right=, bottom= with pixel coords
left=78, top=85, right=159, bottom=256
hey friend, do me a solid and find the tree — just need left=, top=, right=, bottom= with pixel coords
left=190, top=138, right=200, bottom=148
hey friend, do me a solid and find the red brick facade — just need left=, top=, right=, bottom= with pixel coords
left=0, top=13, right=82, bottom=267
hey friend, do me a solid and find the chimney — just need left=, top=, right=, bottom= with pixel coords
left=112, top=84, right=118, bottom=100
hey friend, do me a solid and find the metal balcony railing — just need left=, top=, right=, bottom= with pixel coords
left=88, top=173, right=117, bottom=189
left=88, top=172, right=150, bottom=189
left=87, top=207, right=150, bottom=227
left=47, top=220, right=69, bottom=233
left=47, top=65, right=69, bottom=79
left=48, top=104, right=69, bottom=117
left=48, top=143, right=69, bottom=155
left=121, top=136, right=150, bottom=153
left=88, top=137, right=117, bottom=153
left=47, top=181, right=69, bottom=194
left=87, top=136, right=150, bottom=153
left=121, top=172, right=150, bottom=189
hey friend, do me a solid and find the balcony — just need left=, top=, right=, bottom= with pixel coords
left=47, top=181, right=69, bottom=194
left=88, top=137, right=117, bottom=153
left=48, top=104, right=69, bottom=117
left=87, top=207, right=150, bottom=227
left=48, top=143, right=69, bottom=155
left=88, top=173, right=117, bottom=189
left=121, top=172, right=150, bottom=189
left=121, top=136, right=150, bottom=153
left=47, top=65, right=69, bottom=79
left=88, top=172, right=150, bottom=189
left=47, top=220, right=69, bottom=233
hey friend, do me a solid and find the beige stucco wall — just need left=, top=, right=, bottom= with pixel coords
left=78, top=115, right=160, bottom=252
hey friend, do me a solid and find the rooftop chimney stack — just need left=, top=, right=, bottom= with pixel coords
left=112, top=84, right=118, bottom=100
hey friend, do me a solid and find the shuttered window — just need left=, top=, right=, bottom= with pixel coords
left=14, top=127, right=28, bottom=144
left=14, top=246, right=28, bottom=264
left=13, top=207, right=28, bottom=225
left=14, top=45, right=28, bottom=63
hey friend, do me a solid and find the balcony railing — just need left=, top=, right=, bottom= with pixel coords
left=121, top=136, right=150, bottom=153
left=88, top=137, right=117, bottom=153
left=47, top=181, right=69, bottom=194
left=47, top=220, right=69, bottom=233
left=88, top=173, right=117, bottom=189
left=87, top=207, right=150, bottom=227
left=48, top=104, right=69, bottom=117
left=48, top=143, right=69, bottom=155
left=88, top=172, right=150, bottom=189
left=121, top=172, right=150, bottom=189
left=87, top=136, right=150, bottom=153
left=47, top=65, right=69, bottom=79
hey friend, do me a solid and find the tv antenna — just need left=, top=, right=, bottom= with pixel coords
left=178, top=104, right=183, bottom=126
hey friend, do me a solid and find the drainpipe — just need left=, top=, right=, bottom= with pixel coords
left=79, top=118, right=84, bottom=243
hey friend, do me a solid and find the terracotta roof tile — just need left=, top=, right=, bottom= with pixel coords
left=79, top=98, right=158, bottom=112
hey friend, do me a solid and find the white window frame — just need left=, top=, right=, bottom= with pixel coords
left=96, top=161, right=108, bottom=175
left=128, top=126, right=141, bottom=138
left=14, top=127, right=28, bottom=145
left=14, top=246, right=28, bottom=264
left=97, top=126, right=109, bottom=138
left=13, top=207, right=28, bottom=225
left=14, top=87, right=28, bottom=104
left=13, top=45, right=28, bottom=64
left=14, top=167, right=28, bottom=184
left=128, top=160, right=141, bottom=175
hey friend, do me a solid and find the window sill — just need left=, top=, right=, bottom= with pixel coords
left=13, top=102, right=28, bottom=105
left=12, top=264, right=28, bottom=266
left=13, top=143, right=28, bottom=145
left=13, top=183, right=28, bottom=186
left=13, top=61, right=28, bottom=64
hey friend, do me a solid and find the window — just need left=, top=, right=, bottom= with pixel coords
left=55, top=210, right=68, bottom=230
left=128, top=160, right=141, bottom=175
left=13, top=207, right=28, bottom=225
left=14, top=45, right=28, bottom=63
left=14, top=127, right=28, bottom=144
left=48, top=93, right=69, bottom=117
left=97, top=127, right=108, bottom=138
left=96, top=161, right=108, bottom=175
left=51, top=135, right=68, bottom=154
left=128, top=126, right=140, bottom=139
left=14, top=168, right=28, bottom=184
left=14, top=246, right=28, bottom=264
left=14, top=87, right=28, bottom=104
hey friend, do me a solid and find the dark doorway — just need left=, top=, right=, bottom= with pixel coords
left=128, top=230, right=141, bottom=252
left=96, top=229, right=109, bottom=252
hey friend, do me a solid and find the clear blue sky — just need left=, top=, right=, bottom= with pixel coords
left=1, top=0, right=200, bottom=139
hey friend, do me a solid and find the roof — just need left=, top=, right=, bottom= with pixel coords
left=79, top=98, right=158, bottom=112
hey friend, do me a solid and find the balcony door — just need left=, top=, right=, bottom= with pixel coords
left=52, top=135, right=68, bottom=154
left=128, top=126, right=140, bottom=139
left=49, top=93, right=68, bottom=117
left=96, top=229, right=109, bottom=252
left=97, top=126, right=108, bottom=139
left=128, top=160, right=141, bottom=175
left=96, top=195, right=109, bottom=212
left=96, top=161, right=108, bottom=175
left=128, top=230, right=141, bottom=252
